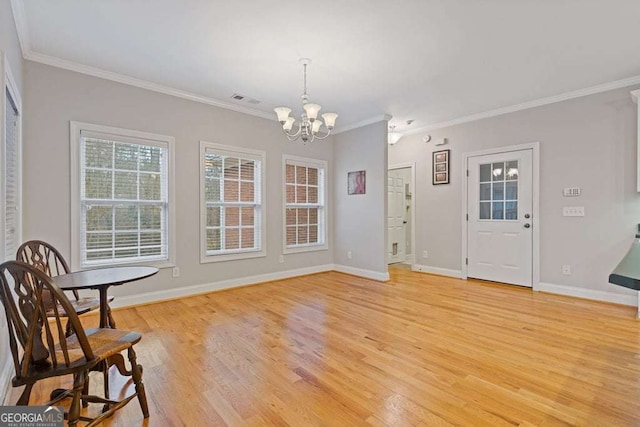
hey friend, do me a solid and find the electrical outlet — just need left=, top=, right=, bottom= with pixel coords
left=563, top=206, right=585, bottom=217
left=423, top=250, right=429, bottom=258
left=278, top=255, right=284, bottom=263
left=172, top=267, right=180, bottom=278
left=562, top=265, right=571, bottom=275
left=347, top=251, right=353, bottom=259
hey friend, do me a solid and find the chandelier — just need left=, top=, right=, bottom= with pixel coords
left=274, top=58, right=338, bottom=143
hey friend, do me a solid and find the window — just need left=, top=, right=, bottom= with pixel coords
left=200, top=142, right=265, bottom=262
left=4, top=87, right=21, bottom=261
left=70, top=122, right=174, bottom=269
left=479, top=160, right=519, bottom=221
left=283, top=155, right=327, bottom=253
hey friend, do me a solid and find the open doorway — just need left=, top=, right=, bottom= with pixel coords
left=387, top=164, right=415, bottom=271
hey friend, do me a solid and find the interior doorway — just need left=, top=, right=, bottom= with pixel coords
left=387, top=164, right=415, bottom=269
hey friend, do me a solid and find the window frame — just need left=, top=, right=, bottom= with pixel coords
left=1, top=57, right=22, bottom=262
left=282, top=154, right=328, bottom=254
left=199, top=141, right=267, bottom=263
left=70, top=121, right=176, bottom=270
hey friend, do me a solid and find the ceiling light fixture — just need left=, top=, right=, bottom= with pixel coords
left=274, top=58, right=338, bottom=143
left=388, top=125, right=402, bottom=145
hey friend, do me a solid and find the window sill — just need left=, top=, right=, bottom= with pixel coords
left=283, top=244, right=328, bottom=255
left=200, top=250, right=266, bottom=264
left=80, top=259, right=175, bottom=270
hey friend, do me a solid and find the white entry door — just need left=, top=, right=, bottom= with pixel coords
left=467, top=149, right=533, bottom=287
left=387, top=171, right=406, bottom=264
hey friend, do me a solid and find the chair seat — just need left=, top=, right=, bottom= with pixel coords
left=46, top=296, right=115, bottom=317
left=56, top=328, right=142, bottom=366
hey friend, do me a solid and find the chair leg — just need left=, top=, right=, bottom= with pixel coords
left=68, top=371, right=85, bottom=427
left=65, top=318, right=75, bottom=337
left=16, top=383, right=33, bottom=405
left=107, top=306, right=116, bottom=328
left=128, top=347, right=149, bottom=418
left=102, top=361, right=110, bottom=402
left=81, top=374, right=90, bottom=407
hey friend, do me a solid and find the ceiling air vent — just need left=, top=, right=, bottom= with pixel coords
left=230, top=93, right=260, bottom=104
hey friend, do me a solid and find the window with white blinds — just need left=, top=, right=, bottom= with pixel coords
left=71, top=122, right=174, bottom=268
left=283, top=155, right=328, bottom=254
left=4, top=88, right=20, bottom=261
left=200, top=142, right=266, bottom=262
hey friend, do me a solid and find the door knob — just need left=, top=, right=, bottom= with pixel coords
left=524, top=223, right=531, bottom=228
left=524, top=213, right=530, bottom=219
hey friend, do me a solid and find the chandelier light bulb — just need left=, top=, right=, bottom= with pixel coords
left=274, top=107, right=291, bottom=123
left=388, top=125, right=403, bottom=145
left=283, top=117, right=295, bottom=131
left=303, top=103, right=321, bottom=121
left=312, top=120, right=323, bottom=133
left=322, top=113, right=338, bottom=129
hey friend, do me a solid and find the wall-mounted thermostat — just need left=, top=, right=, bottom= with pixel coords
left=563, top=187, right=581, bottom=197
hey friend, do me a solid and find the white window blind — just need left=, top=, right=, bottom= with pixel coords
left=79, top=130, right=169, bottom=266
left=283, top=156, right=327, bottom=252
left=200, top=142, right=265, bottom=262
left=4, top=88, right=20, bottom=261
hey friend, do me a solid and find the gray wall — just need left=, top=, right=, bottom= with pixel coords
left=389, top=86, right=640, bottom=296
left=0, top=0, right=23, bottom=403
left=333, top=120, right=388, bottom=276
left=23, top=61, right=335, bottom=298
left=0, top=0, right=22, bottom=93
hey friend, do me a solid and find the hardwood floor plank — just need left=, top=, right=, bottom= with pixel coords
left=7, top=268, right=640, bottom=426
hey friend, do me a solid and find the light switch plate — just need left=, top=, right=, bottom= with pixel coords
left=563, top=206, right=585, bottom=217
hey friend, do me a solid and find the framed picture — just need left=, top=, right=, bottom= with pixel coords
left=432, top=149, right=450, bottom=185
left=348, top=170, right=366, bottom=195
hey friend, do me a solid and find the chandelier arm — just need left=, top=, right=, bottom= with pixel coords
left=311, top=129, right=332, bottom=140
left=282, top=123, right=302, bottom=141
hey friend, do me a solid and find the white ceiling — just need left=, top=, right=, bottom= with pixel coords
left=13, top=0, right=640, bottom=133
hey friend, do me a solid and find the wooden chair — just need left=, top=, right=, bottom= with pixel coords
left=16, top=240, right=115, bottom=334
left=0, top=260, right=149, bottom=426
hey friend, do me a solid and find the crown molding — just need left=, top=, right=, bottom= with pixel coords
left=406, top=74, right=640, bottom=135
left=333, top=114, right=392, bottom=135
left=10, top=0, right=30, bottom=55
left=27, top=52, right=276, bottom=121
left=12, top=1, right=640, bottom=136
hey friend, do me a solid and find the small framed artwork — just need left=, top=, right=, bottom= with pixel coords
left=348, top=170, right=366, bottom=195
left=432, top=149, right=450, bottom=185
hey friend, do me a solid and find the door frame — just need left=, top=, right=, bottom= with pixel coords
left=388, top=162, right=416, bottom=269
left=461, top=142, right=540, bottom=289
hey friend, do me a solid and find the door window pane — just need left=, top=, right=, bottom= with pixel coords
left=480, top=183, right=491, bottom=201
left=480, top=164, right=491, bottom=182
left=492, top=202, right=504, bottom=220
left=492, top=182, right=504, bottom=201
left=505, top=202, right=518, bottom=220
left=505, top=181, right=518, bottom=200
left=480, top=202, right=491, bottom=219
left=478, top=159, right=518, bottom=221
left=492, top=162, right=504, bottom=181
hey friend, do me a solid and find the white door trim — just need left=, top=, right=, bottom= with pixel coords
left=389, top=162, right=416, bottom=269
left=461, top=142, right=540, bottom=289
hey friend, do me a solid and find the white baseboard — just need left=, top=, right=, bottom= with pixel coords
left=0, top=356, right=13, bottom=405
left=111, top=264, right=334, bottom=309
left=536, top=282, right=638, bottom=307
left=412, top=264, right=463, bottom=278
left=333, top=264, right=390, bottom=282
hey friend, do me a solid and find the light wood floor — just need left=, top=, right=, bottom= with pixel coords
left=9, top=267, right=640, bottom=426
